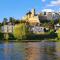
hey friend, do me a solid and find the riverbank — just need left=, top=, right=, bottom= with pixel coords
left=0, top=39, right=59, bottom=42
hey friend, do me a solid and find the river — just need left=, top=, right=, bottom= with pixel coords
left=0, top=41, right=60, bottom=60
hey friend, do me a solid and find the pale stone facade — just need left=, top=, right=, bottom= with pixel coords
left=1, top=22, right=14, bottom=33
left=31, top=26, right=44, bottom=34
left=22, top=9, right=40, bottom=25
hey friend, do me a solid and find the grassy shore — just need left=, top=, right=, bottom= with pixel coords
left=0, top=37, right=60, bottom=42
left=6, top=38, right=60, bottom=42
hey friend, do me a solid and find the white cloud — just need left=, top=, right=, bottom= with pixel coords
left=42, top=0, right=46, bottom=2
left=42, top=9, right=54, bottom=12
left=48, top=0, right=60, bottom=6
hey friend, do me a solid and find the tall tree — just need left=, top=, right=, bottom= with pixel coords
left=13, top=23, right=29, bottom=40
left=50, top=19, right=54, bottom=25
left=9, top=17, right=16, bottom=23
left=49, top=19, right=54, bottom=29
left=56, top=28, right=60, bottom=39
left=58, top=18, right=60, bottom=24
left=0, top=23, right=2, bottom=32
left=3, top=18, right=8, bottom=25
left=15, top=19, right=20, bottom=24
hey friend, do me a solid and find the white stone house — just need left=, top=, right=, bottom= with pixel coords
left=30, top=26, right=45, bottom=34
left=1, top=22, right=15, bottom=33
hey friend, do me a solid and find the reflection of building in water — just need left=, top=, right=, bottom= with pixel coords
left=25, top=42, right=41, bottom=60
left=4, top=42, right=11, bottom=60
left=25, top=42, right=57, bottom=60
left=25, top=47, right=40, bottom=60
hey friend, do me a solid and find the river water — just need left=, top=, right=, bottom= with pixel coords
left=0, top=42, right=60, bottom=60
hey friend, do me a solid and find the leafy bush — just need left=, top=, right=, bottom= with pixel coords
left=0, top=32, right=4, bottom=40
left=13, top=23, right=29, bottom=40
left=56, top=28, right=60, bottom=39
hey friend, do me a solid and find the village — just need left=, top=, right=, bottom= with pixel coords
left=0, top=9, right=60, bottom=40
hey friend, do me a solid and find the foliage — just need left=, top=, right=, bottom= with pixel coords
left=9, top=17, right=16, bottom=23
left=3, top=18, right=8, bottom=25
left=8, top=33, right=16, bottom=40
left=0, top=32, right=4, bottom=40
left=15, top=20, right=20, bottom=24
left=0, top=23, right=2, bottom=31
left=4, top=34, right=9, bottom=40
left=49, top=29, right=54, bottom=34
left=50, top=19, right=54, bottom=25
left=58, top=18, right=60, bottom=24
left=56, top=28, right=60, bottom=39
left=20, top=20, right=26, bottom=23
left=13, top=23, right=29, bottom=40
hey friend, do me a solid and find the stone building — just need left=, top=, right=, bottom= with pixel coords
left=31, top=26, right=45, bottom=34
left=1, top=22, right=15, bottom=33
left=22, top=9, right=40, bottom=25
left=1, top=22, right=15, bottom=39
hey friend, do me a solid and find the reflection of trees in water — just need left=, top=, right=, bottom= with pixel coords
left=40, top=42, right=57, bottom=60
left=4, top=42, right=11, bottom=60
left=46, top=43, right=57, bottom=60
left=43, top=42, right=57, bottom=60
left=25, top=42, right=57, bottom=60
left=3, top=42, right=25, bottom=60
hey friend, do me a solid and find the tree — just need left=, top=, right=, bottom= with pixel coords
left=15, top=19, right=20, bottom=24
left=0, top=32, right=4, bottom=40
left=13, top=23, right=29, bottom=40
left=50, top=19, right=54, bottom=25
left=0, top=23, right=2, bottom=29
left=58, top=18, right=60, bottom=24
left=3, top=18, right=8, bottom=25
left=49, top=19, right=54, bottom=29
left=56, top=28, right=60, bottom=39
left=9, top=17, right=16, bottom=23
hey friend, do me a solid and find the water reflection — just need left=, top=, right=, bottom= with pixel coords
left=25, top=42, right=41, bottom=60
left=0, top=42, right=60, bottom=60
left=0, top=42, right=25, bottom=60
left=25, top=42, right=57, bottom=60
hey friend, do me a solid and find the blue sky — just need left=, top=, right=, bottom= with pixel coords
left=0, top=0, right=60, bottom=22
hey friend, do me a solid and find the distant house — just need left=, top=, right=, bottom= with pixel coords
left=1, top=22, right=15, bottom=33
left=30, top=26, right=45, bottom=34
left=54, top=23, right=60, bottom=30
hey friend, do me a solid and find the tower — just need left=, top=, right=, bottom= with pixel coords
left=31, top=9, right=35, bottom=17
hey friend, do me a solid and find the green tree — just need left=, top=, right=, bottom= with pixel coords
left=49, top=19, right=54, bottom=29
left=58, top=18, right=60, bottom=24
left=4, top=34, right=9, bottom=40
left=9, top=17, right=16, bottom=23
left=13, top=23, right=29, bottom=40
left=56, top=28, right=60, bottom=39
left=0, top=23, right=2, bottom=29
left=15, top=20, right=20, bottom=24
left=3, top=18, right=8, bottom=25
left=50, top=19, right=54, bottom=25
left=0, top=32, right=4, bottom=40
